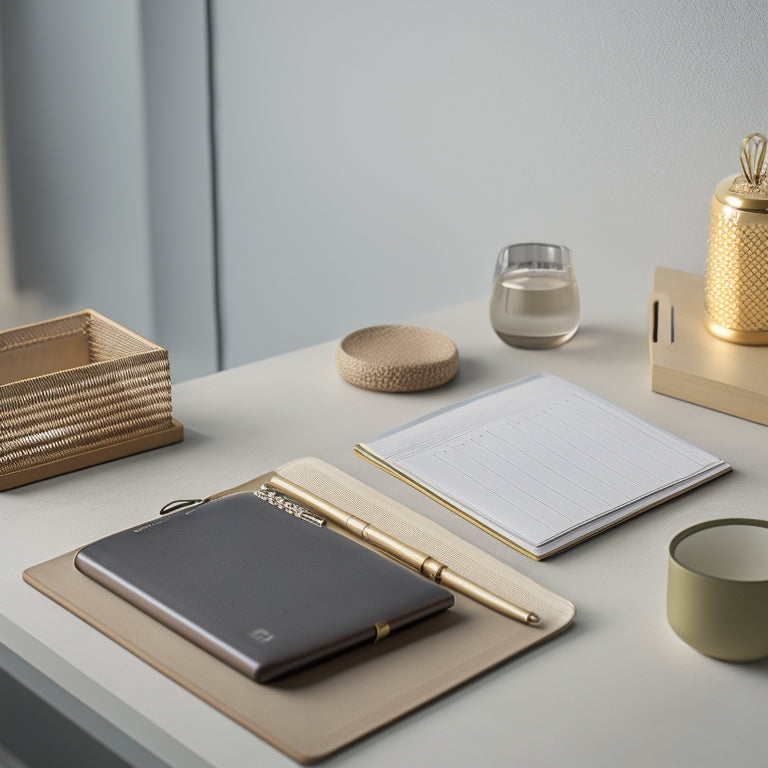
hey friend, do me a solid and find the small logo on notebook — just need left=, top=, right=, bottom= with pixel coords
left=248, top=628, right=274, bottom=644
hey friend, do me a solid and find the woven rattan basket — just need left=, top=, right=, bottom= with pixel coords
left=0, top=309, right=183, bottom=490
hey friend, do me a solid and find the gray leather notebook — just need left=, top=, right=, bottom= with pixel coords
left=74, top=492, right=454, bottom=683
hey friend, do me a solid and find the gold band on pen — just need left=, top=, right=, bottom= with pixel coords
left=265, top=474, right=540, bottom=627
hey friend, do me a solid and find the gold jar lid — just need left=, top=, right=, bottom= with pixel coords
left=714, top=133, right=768, bottom=212
left=714, top=174, right=768, bottom=212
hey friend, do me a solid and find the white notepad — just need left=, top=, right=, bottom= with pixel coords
left=355, top=373, right=731, bottom=559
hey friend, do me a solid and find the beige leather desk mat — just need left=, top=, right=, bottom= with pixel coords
left=23, top=457, right=575, bottom=764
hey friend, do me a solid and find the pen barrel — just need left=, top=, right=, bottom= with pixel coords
left=421, top=558, right=446, bottom=582
left=266, top=474, right=538, bottom=625
left=267, top=474, right=431, bottom=570
left=438, top=569, right=536, bottom=624
left=361, top=525, right=430, bottom=571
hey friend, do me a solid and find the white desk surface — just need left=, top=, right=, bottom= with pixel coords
left=2, top=295, right=766, bottom=768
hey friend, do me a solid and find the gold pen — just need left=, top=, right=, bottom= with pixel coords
left=264, top=474, right=540, bottom=627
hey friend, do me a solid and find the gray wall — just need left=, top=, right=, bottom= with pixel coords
left=1, top=0, right=217, bottom=382
left=1, top=0, right=154, bottom=334
left=141, top=0, right=218, bottom=379
left=213, top=0, right=768, bottom=367
left=0, top=35, right=12, bottom=304
left=2, top=1, right=768, bottom=376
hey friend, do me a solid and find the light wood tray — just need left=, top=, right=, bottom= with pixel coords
left=649, top=267, right=768, bottom=425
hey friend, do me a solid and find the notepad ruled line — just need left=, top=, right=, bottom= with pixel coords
left=563, top=394, right=698, bottom=477
left=454, top=442, right=582, bottom=525
left=473, top=438, right=594, bottom=517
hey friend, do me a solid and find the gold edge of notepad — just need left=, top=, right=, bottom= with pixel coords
left=353, top=444, right=544, bottom=561
left=353, top=446, right=733, bottom=561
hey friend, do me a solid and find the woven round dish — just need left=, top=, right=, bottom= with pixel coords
left=335, top=325, right=459, bottom=392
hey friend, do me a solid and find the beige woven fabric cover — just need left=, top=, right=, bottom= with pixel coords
left=335, top=325, right=459, bottom=392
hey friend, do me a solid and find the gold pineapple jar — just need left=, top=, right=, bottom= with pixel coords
left=705, top=133, right=768, bottom=344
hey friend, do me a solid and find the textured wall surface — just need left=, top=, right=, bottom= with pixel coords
left=0, top=39, right=12, bottom=304
left=213, top=0, right=768, bottom=366
left=1, top=1, right=153, bottom=334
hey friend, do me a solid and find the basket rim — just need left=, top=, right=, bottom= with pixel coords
left=0, top=308, right=165, bottom=353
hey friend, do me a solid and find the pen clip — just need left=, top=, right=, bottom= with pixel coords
left=257, top=485, right=326, bottom=527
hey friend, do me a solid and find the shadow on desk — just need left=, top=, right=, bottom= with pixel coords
left=723, top=656, right=768, bottom=675
left=450, top=325, right=646, bottom=388
left=568, top=324, right=644, bottom=351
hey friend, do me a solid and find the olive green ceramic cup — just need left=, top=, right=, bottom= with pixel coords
left=667, top=519, right=768, bottom=661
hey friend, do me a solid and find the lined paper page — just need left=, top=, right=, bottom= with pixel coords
left=364, top=374, right=725, bottom=549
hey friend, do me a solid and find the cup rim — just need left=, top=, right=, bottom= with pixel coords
left=669, top=517, right=768, bottom=584
left=498, top=242, right=573, bottom=257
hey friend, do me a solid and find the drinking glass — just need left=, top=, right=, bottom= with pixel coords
left=489, top=243, right=580, bottom=348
